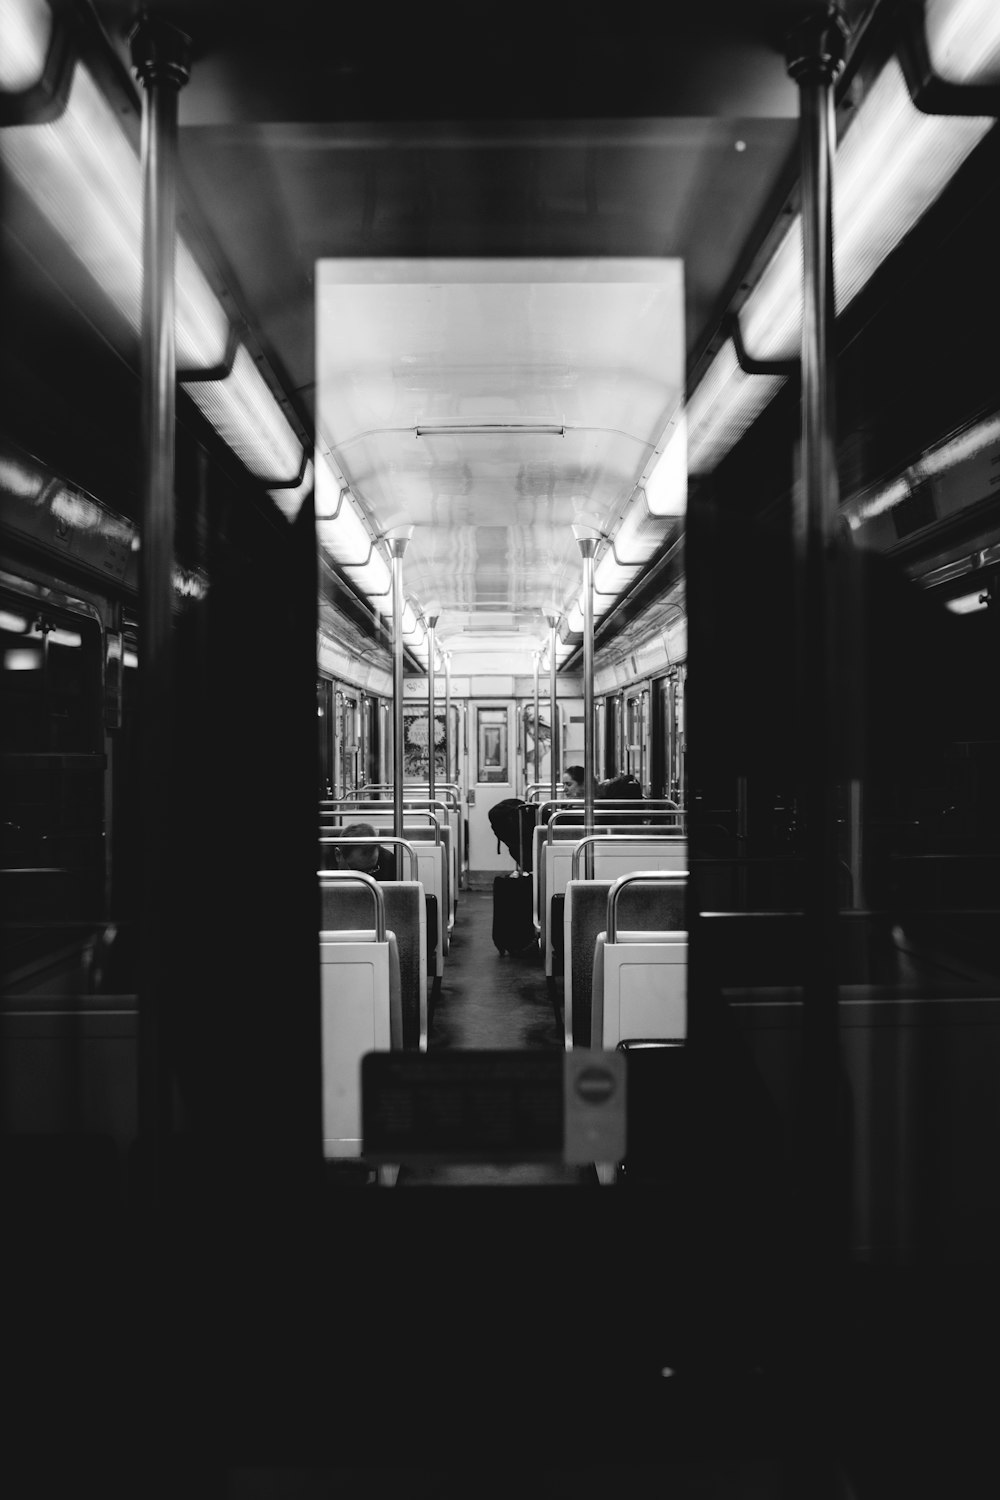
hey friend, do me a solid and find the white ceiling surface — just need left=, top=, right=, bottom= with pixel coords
left=315, top=259, right=685, bottom=667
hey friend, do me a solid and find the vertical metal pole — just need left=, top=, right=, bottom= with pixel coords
left=130, top=17, right=191, bottom=1210
left=786, top=0, right=848, bottom=1293
left=546, top=613, right=559, bottom=801
left=386, top=530, right=412, bottom=874
left=427, top=616, right=438, bottom=803
left=532, top=652, right=541, bottom=786
left=575, top=534, right=598, bottom=832
left=444, top=651, right=452, bottom=787
left=359, top=694, right=368, bottom=789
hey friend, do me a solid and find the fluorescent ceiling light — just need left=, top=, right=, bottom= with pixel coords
left=1, top=60, right=231, bottom=370
left=185, top=344, right=302, bottom=481
left=0, top=451, right=45, bottom=500
left=1, top=0, right=52, bottom=92
left=640, top=414, right=688, bottom=517
left=944, top=590, right=989, bottom=613
left=594, top=554, right=642, bottom=599
left=4, top=648, right=42, bottom=670
left=268, top=459, right=313, bottom=522
left=314, top=455, right=390, bottom=585
left=926, top=0, right=1000, bottom=84
left=687, top=342, right=785, bottom=474
left=741, top=59, right=992, bottom=364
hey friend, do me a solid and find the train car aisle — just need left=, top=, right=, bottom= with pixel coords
left=395, top=878, right=597, bottom=1185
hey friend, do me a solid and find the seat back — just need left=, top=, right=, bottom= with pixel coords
left=319, top=927, right=401, bottom=1158
left=591, top=870, right=689, bottom=1048
left=542, top=830, right=686, bottom=979
left=564, top=873, right=687, bottom=1048
left=319, top=875, right=426, bottom=1049
left=592, top=930, right=688, bottom=1049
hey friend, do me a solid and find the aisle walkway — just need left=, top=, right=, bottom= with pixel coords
left=429, top=885, right=559, bottom=1051
left=396, top=882, right=597, bottom=1185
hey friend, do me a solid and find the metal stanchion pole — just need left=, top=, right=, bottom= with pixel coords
left=130, top=15, right=191, bottom=1211
left=574, top=530, right=599, bottom=833
left=427, top=616, right=438, bottom=803
left=546, top=613, right=559, bottom=801
left=386, top=528, right=413, bottom=877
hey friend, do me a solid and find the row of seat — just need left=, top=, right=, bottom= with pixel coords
left=319, top=795, right=460, bottom=1167
left=529, top=803, right=686, bottom=979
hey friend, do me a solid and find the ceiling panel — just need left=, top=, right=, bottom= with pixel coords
left=315, top=258, right=684, bottom=653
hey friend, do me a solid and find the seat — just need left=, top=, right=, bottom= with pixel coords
left=319, top=876, right=403, bottom=1161
left=319, top=874, right=426, bottom=1049
left=564, top=872, right=687, bottom=1049
left=590, top=872, right=689, bottom=1050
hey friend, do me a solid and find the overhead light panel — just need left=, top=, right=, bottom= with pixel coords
left=741, top=58, right=992, bottom=365
left=687, top=342, right=785, bottom=475
left=0, top=0, right=53, bottom=92
left=925, top=0, right=1000, bottom=83
left=268, top=459, right=314, bottom=522
left=641, top=416, right=688, bottom=517
left=1, top=61, right=231, bottom=371
left=184, top=344, right=302, bottom=482
left=944, top=590, right=989, bottom=613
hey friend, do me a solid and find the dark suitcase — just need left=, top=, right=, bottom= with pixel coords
left=492, top=871, right=536, bottom=955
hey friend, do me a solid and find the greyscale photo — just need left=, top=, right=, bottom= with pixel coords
left=3, top=2, right=999, bottom=1494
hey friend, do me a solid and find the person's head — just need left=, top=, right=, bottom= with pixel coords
left=333, top=821, right=380, bottom=875
left=561, top=765, right=586, bottom=797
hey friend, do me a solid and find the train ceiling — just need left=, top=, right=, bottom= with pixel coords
left=10, top=1, right=1000, bottom=667
left=85, top=0, right=858, bottom=671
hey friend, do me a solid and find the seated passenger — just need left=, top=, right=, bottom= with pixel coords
left=330, top=821, right=395, bottom=880
left=561, top=765, right=588, bottom=798
left=596, top=772, right=645, bottom=825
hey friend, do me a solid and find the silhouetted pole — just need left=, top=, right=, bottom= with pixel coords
left=386, top=528, right=413, bottom=876
left=546, top=612, right=559, bottom=800
left=427, top=615, right=438, bottom=802
left=574, top=530, right=599, bottom=832
left=130, top=14, right=191, bottom=1211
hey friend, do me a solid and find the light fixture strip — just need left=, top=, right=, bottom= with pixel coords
left=0, top=0, right=53, bottom=92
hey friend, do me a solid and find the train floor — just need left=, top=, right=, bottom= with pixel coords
left=395, top=874, right=597, bottom=1186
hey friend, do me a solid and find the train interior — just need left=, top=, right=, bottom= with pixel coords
left=3, top=0, right=1000, bottom=1488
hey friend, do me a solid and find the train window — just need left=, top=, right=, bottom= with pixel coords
left=401, top=702, right=458, bottom=782
left=1, top=602, right=102, bottom=754
left=1, top=593, right=105, bottom=924
left=317, top=679, right=333, bottom=793
left=476, top=706, right=508, bottom=783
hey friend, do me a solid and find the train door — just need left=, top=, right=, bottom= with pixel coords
left=624, top=689, right=647, bottom=789
left=467, top=698, right=516, bottom=870
left=333, top=688, right=361, bottom=797
left=559, top=698, right=584, bottom=777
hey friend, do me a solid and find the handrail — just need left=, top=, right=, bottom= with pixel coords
left=607, top=870, right=688, bottom=943
left=570, top=831, right=688, bottom=879
left=359, top=783, right=460, bottom=808
left=317, top=869, right=386, bottom=940
left=320, top=806, right=442, bottom=844
left=547, top=807, right=686, bottom=844
left=318, top=835, right=419, bottom=880
left=380, top=799, right=453, bottom=823
left=539, top=797, right=684, bottom=830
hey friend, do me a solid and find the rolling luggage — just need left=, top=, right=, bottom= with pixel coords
left=487, top=797, right=537, bottom=873
left=492, top=871, right=536, bottom=955
left=490, top=796, right=537, bottom=954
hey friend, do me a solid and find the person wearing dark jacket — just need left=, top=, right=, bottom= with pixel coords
left=330, top=821, right=395, bottom=880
